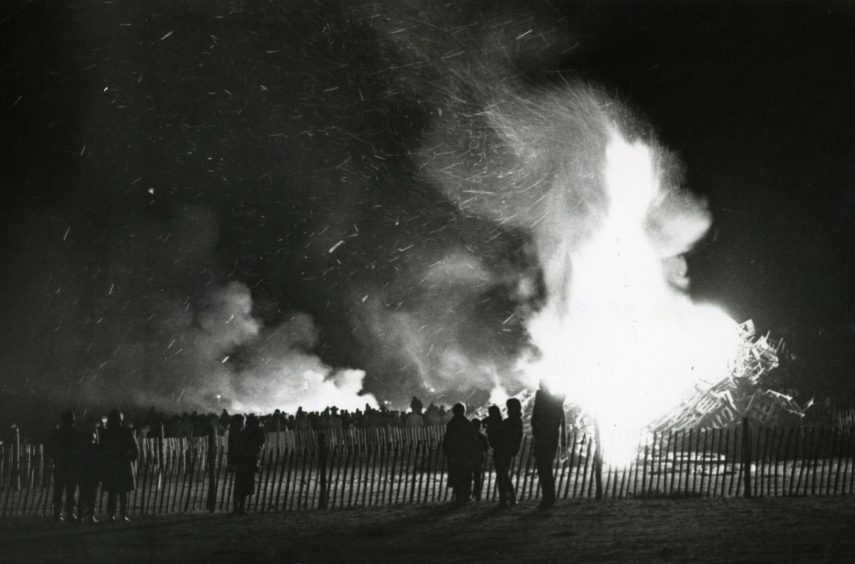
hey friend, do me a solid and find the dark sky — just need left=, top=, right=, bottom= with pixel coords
left=2, top=0, right=854, bottom=429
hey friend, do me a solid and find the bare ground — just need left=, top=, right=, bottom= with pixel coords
left=1, top=497, right=854, bottom=564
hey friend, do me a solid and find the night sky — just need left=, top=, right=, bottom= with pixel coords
left=2, top=0, right=854, bottom=433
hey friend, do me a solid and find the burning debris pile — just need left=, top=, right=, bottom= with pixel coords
left=651, top=320, right=804, bottom=430
left=487, top=321, right=801, bottom=434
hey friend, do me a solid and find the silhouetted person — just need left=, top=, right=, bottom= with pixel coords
left=531, top=381, right=566, bottom=509
left=470, top=418, right=489, bottom=501
left=227, top=414, right=245, bottom=473
left=406, top=396, right=425, bottom=428
left=233, top=414, right=265, bottom=515
left=485, top=405, right=503, bottom=447
left=78, top=417, right=102, bottom=523
left=144, top=406, right=161, bottom=439
left=46, top=411, right=83, bottom=522
left=493, top=399, right=523, bottom=507
left=443, top=403, right=476, bottom=505
left=220, top=408, right=231, bottom=430
left=101, top=410, right=139, bottom=522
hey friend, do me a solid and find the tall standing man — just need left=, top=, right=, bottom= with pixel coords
left=47, top=412, right=83, bottom=522
left=531, top=380, right=566, bottom=509
left=443, top=403, right=477, bottom=505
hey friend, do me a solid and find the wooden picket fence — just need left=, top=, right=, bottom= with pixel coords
left=3, top=420, right=855, bottom=518
left=833, top=408, right=855, bottom=433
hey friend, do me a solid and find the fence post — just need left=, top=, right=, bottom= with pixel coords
left=742, top=417, right=752, bottom=498
left=594, top=421, right=603, bottom=501
left=13, top=425, right=21, bottom=490
left=318, top=433, right=328, bottom=509
left=206, top=423, right=217, bottom=513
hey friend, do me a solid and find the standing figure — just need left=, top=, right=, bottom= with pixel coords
left=531, top=381, right=566, bottom=509
left=46, top=411, right=83, bottom=522
left=77, top=416, right=103, bottom=523
left=405, top=396, right=425, bottom=428
left=101, top=410, right=139, bottom=522
left=483, top=405, right=508, bottom=507
left=233, top=414, right=265, bottom=515
left=470, top=418, right=489, bottom=501
left=493, top=399, right=524, bottom=507
left=443, top=403, right=476, bottom=505
left=227, top=414, right=245, bottom=473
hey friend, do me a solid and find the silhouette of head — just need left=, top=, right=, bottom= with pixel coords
left=107, top=410, right=123, bottom=428
left=452, top=403, right=465, bottom=416
left=246, top=414, right=260, bottom=431
left=471, top=418, right=482, bottom=430
left=410, top=396, right=424, bottom=414
left=230, top=414, right=246, bottom=432
left=506, top=398, right=522, bottom=417
left=61, top=411, right=76, bottom=427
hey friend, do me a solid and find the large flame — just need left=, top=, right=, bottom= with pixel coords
left=525, top=129, right=739, bottom=464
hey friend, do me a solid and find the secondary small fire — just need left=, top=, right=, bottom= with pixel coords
left=522, top=128, right=739, bottom=464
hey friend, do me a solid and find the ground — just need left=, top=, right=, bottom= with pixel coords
left=1, top=497, right=853, bottom=563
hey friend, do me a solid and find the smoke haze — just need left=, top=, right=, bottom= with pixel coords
left=4, top=0, right=855, bottom=431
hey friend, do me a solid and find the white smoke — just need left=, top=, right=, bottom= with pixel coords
left=357, top=248, right=506, bottom=397
left=228, top=312, right=377, bottom=413
left=138, top=281, right=376, bottom=414
left=415, top=78, right=730, bottom=421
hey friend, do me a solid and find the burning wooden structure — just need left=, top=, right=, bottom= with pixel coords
left=651, top=321, right=805, bottom=430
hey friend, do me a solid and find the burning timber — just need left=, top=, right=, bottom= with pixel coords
left=650, top=320, right=805, bottom=431
left=502, top=320, right=805, bottom=433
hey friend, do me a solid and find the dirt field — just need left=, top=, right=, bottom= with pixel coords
left=1, top=497, right=853, bottom=563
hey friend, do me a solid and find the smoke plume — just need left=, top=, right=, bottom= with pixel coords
left=0, top=0, right=719, bottom=429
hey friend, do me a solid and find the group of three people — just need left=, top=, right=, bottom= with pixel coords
left=48, top=410, right=139, bottom=523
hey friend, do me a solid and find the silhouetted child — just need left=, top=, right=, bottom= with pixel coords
left=78, top=417, right=102, bottom=523
left=470, top=418, right=489, bottom=501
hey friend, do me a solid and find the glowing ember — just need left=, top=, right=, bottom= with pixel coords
left=524, top=129, right=740, bottom=465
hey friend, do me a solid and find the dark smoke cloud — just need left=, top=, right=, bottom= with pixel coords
left=2, top=0, right=565, bottom=418
left=3, top=0, right=807, bottom=428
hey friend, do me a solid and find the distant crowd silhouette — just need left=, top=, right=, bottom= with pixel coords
left=42, top=380, right=568, bottom=522
left=135, top=399, right=466, bottom=440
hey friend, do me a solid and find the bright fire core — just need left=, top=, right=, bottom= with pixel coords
left=525, top=129, right=740, bottom=465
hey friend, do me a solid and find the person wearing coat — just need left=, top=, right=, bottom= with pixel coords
left=531, top=381, right=566, bottom=509
left=77, top=417, right=103, bottom=523
left=227, top=414, right=245, bottom=473
left=443, top=403, right=477, bottom=505
left=101, top=410, right=139, bottom=522
left=46, top=411, right=84, bottom=522
left=233, top=414, right=265, bottom=515
left=495, top=398, right=524, bottom=507
left=470, top=418, right=489, bottom=501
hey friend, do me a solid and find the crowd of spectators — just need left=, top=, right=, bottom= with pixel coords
left=0, top=397, right=463, bottom=449
left=139, top=397, right=456, bottom=439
